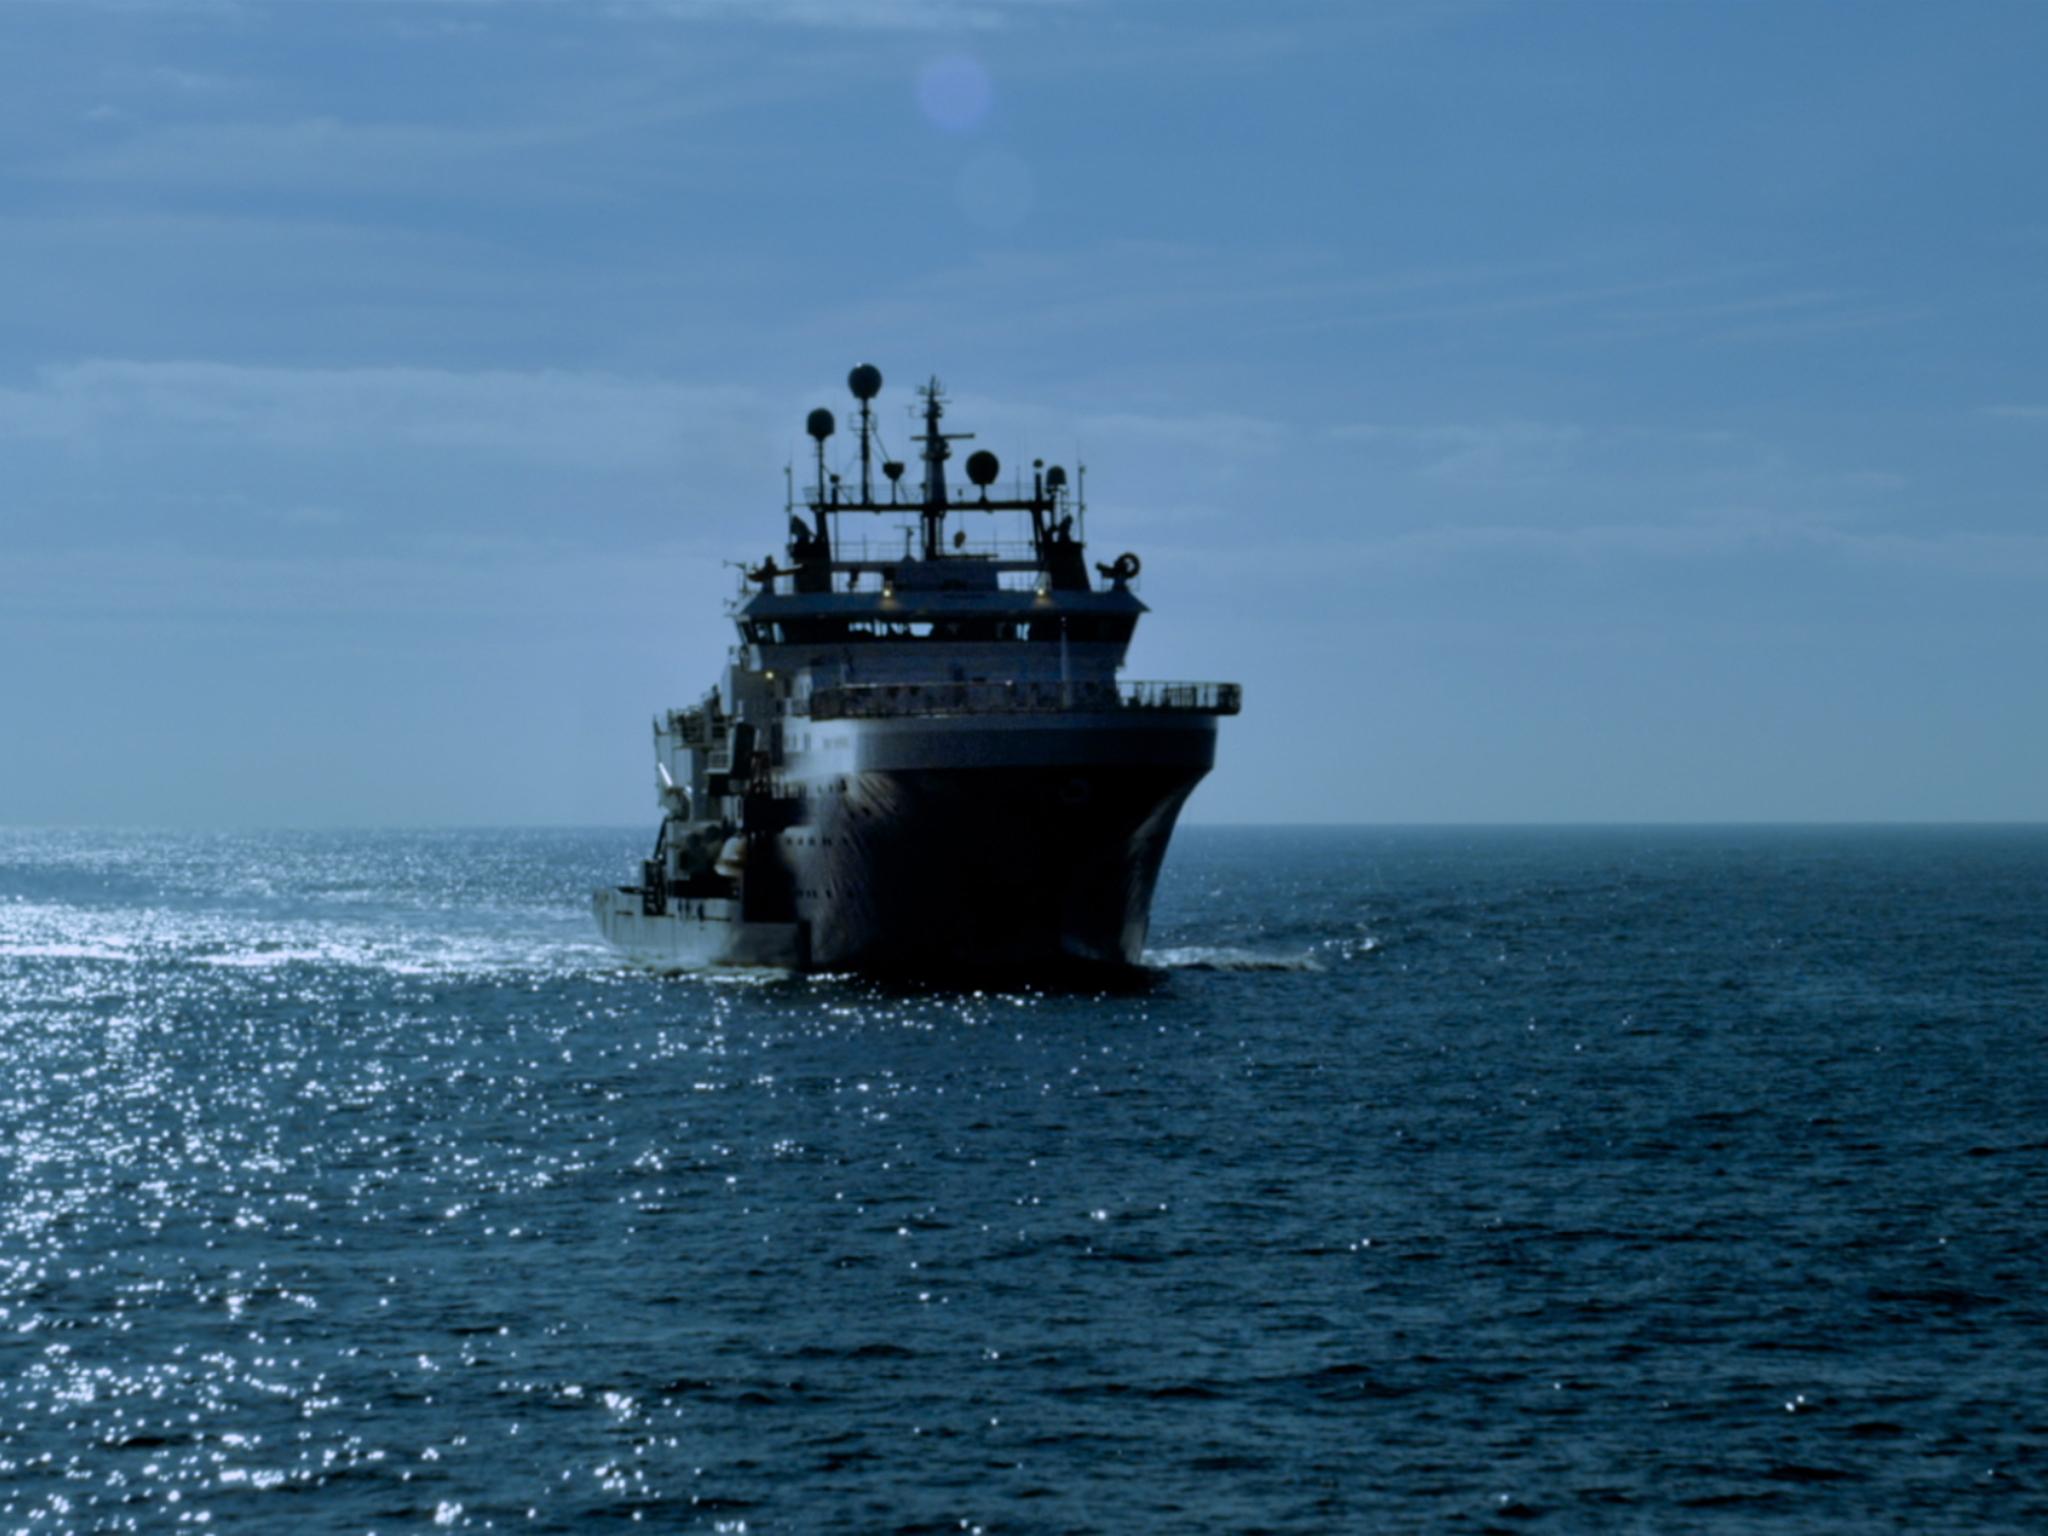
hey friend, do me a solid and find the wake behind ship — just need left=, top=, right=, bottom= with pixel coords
left=594, top=364, right=1239, bottom=974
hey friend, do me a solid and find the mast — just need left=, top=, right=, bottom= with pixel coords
left=777, top=366, right=1067, bottom=581
left=913, top=377, right=973, bottom=561
left=849, top=362, right=882, bottom=504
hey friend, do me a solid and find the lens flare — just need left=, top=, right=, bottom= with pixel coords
left=916, top=54, right=992, bottom=133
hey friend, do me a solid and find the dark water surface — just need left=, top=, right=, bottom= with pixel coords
left=3, top=826, right=2045, bottom=1532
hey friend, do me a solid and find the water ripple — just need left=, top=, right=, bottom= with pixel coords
left=2, top=826, right=2045, bottom=1530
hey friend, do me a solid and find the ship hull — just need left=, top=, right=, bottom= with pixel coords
left=790, top=763, right=1201, bottom=973
left=590, top=892, right=808, bottom=969
left=594, top=711, right=1216, bottom=976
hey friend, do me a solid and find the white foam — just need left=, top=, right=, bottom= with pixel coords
left=197, top=948, right=343, bottom=970
left=0, top=897, right=605, bottom=983
left=1144, top=946, right=1324, bottom=973
left=0, top=942, right=140, bottom=962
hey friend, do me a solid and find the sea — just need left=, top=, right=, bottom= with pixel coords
left=1, top=825, right=2044, bottom=1534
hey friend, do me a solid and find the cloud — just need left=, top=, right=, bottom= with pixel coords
left=0, top=360, right=762, bottom=469
left=33, top=63, right=830, bottom=202
left=111, top=63, right=249, bottom=95
left=1080, top=410, right=1287, bottom=454
left=813, top=240, right=1353, bottom=350
left=0, top=540, right=725, bottom=626
left=372, top=0, right=1084, bottom=30
left=43, top=115, right=615, bottom=198
left=1592, top=286, right=1888, bottom=344
left=1151, top=510, right=2048, bottom=583
left=617, top=0, right=1082, bottom=28
left=1334, top=419, right=1585, bottom=486
left=30, top=0, right=1081, bottom=23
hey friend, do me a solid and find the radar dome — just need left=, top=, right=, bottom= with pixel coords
left=966, top=449, right=1000, bottom=487
left=806, top=408, right=836, bottom=441
left=848, top=363, right=883, bottom=400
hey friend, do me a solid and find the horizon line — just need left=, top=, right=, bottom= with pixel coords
left=5, top=820, right=2046, bottom=834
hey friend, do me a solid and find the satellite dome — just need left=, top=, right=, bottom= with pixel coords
left=1045, top=465, right=1067, bottom=489
left=806, top=408, right=836, bottom=441
left=848, top=363, right=883, bottom=401
left=966, top=449, right=1000, bottom=487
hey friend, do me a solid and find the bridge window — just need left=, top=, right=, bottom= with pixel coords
left=750, top=615, right=1131, bottom=645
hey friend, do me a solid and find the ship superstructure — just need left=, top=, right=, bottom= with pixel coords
left=593, top=364, right=1239, bottom=973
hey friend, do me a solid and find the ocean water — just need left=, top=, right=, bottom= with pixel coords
left=2, top=825, right=2045, bottom=1533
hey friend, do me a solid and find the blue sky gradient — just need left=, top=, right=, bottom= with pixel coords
left=3, top=0, right=2045, bottom=824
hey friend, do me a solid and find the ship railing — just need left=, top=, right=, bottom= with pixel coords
left=759, top=538, right=1050, bottom=596
left=804, top=680, right=1241, bottom=720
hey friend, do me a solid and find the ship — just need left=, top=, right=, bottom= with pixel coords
left=593, top=364, right=1240, bottom=975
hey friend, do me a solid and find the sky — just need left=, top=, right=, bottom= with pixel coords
left=2, top=0, right=2045, bottom=826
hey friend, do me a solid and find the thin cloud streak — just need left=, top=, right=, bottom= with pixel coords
left=401, top=0, right=1087, bottom=30
left=1335, top=420, right=1587, bottom=486
left=0, top=360, right=763, bottom=468
left=0, top=541, right=736, bottom=625
left=1152, top=515, right=2048, bottom=582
